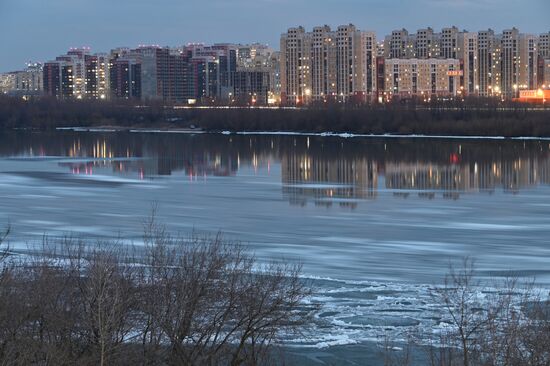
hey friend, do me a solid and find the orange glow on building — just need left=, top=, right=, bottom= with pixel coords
left=515, top=89, right=550, bottom=103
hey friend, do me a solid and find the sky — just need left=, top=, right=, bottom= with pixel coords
left=0, top=0, right=548, bottom=72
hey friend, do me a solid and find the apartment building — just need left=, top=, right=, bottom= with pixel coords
left=280, top=26, right=311, bottom=104
left=384, top=58, right=461, bottom=98
left=85, top=54, right=109, bottom=99
left=281, top=24, right=377, bottom=104
left=384, top=29, right=415, bottom=59
left=477, top=30, right=501, bottom=96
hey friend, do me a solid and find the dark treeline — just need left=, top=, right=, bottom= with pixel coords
left=1, top=96, right=550, bottom=137
left=0, top=222, right=313, bottom=366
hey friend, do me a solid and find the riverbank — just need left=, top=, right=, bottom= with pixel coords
left=2, top=95, right=550, bottom=137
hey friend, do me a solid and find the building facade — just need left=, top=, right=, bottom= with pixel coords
left=384, top=58, right=461, bottom=98
left=477, top=30, right=502, bottom=96
left=280, top=24, right=377, bottom=105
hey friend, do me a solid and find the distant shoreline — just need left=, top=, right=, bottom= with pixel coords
left=53, top=126, right=550, bottom=141
left=3, top=95, right=550, bottom=138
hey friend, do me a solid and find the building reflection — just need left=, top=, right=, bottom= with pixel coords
left=281, top=153, right=378, bottom=208
left=53, top=135, right=285, bottom=181
left=280, top=138, right=550, bottom=207
left=2, top=132, right=550, bottom=208
left=386, top=157, right=550, bottom=199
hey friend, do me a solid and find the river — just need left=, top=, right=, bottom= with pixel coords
left=1, top=130, right=549, bottom=364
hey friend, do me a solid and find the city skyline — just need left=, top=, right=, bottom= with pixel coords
left=1, top=0, right=549, bottom=72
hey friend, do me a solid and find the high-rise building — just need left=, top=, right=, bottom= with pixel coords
left=384, top=29, right=415, bottom=59
left=335, top=25, right=376, bottom=101
left=281, top=24, right=377, bottom=104
left=187, top=56, right=219, bottom=101
left=85, top=54, right=109, bottom=99
left=539, top=32, right=550, bottom=58
left=477, top=30, right=501, bottom=96
left=43, top=60, right=74, bottom=99
left=542, top=59, right=550, bottom=88
left=210, top=44, right=238, bottom=99
left=232, top=69, right=270, bottom=104
left=268, top=51, right=281, bottom=103
left=518, top=33, right=538, bottom=90
left=234, top=44, right=280, bottom=103
left=310, top=25, right=337, bottom=100
left=64, top=48, right=90, bottom=99
left=43, top=48, right=93, bottom=100
left=185, top=44, right=238, bottom=100
left=43, top=62, right=62, bottom=98
left=280, top=26, right=312, bottom=104
left=237, top=43, right=274, bottom=68
left=500, top=28, right=521, bottom=98
left=109, top=57, right=141, bottom=99
left=539, top=32, right=550, bottom=88
left=440, top=26, right=460, bottom=59
left=415, top=28, right=437, bottom=59
left=496, top=29, right=539, bottom=97
left=459, top=32, right=479, bottom=94
left=132, top=46, right=160, bottom=100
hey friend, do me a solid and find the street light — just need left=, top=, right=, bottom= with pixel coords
left=303, top=88, right=311, bottom=105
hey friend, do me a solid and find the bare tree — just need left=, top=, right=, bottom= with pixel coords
left=378, top=331, right=413, bottom=366
left=138, top=219, right=312, bottom=366
left=0, top=221, right=312, bottom=365
left=414, top=259, right=550, bottom=366
left=430, top=258, right=493, bottom=366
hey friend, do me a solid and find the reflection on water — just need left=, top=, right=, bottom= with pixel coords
left=282, top=154, right=378, bottom=208
left=386, top=158, right=550, bottom=196
left=4, top=132, right=549, bottom=205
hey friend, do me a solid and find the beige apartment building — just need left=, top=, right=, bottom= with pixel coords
left=518, top=34, right=539, bottom=90
left=477, top=30, right=502, bottom=96
left=310, top=25, right=337, bottom=99
left=500, top=28, right=522, bottom=98
left=384, top=29, right=415, bottom=59
left=280, top=27, right=312, bottom=104
left=382, top=26, right=546, bottom=99
left=384, top=58, right=461, bottom=98
left=281, top=24, right=376, bottom=104
left=384, top=27, right=478, bottom=96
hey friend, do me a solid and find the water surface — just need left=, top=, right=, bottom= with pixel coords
left=1, top=131, right=549, bottom=360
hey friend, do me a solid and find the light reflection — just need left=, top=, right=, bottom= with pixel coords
left=5, top=133, right=550, bottom=209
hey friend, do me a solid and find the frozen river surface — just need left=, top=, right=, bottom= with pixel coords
left=1, top=131, right=549, bottom=361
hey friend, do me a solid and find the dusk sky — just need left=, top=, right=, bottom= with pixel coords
left=1, top=0, right=548, bottom=72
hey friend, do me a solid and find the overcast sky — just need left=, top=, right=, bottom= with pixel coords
left=0, top=0, right=548, bottom=72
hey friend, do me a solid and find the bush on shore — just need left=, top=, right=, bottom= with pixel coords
left=0, top=222, right=312, bottom=366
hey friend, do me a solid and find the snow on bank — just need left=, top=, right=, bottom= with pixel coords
left=57, top=127, right=550, bottom=140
